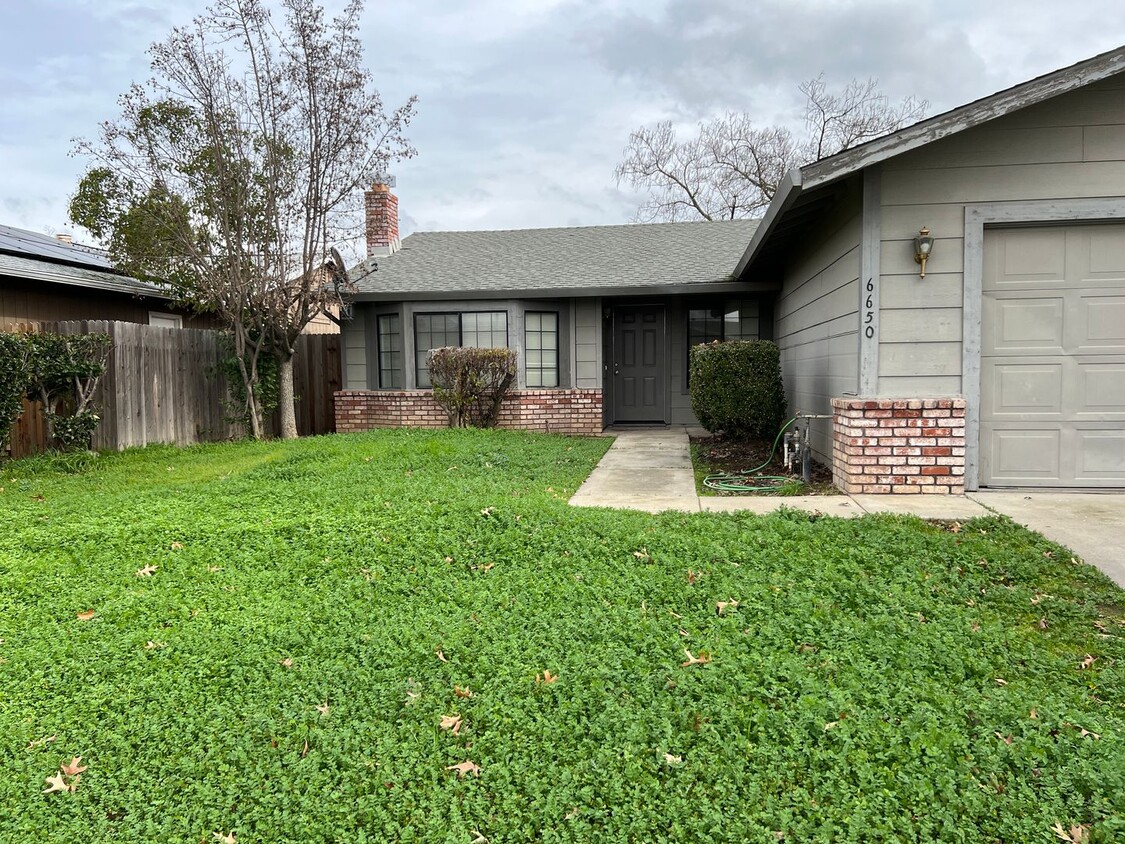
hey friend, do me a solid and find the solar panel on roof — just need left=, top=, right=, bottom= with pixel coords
left=0, top=224, right=114, bottom=269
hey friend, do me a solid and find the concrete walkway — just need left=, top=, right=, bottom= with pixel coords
left=569, top=427, right=1125, bottom=587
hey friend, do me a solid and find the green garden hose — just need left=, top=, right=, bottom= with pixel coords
left=702, top=416, right=799, bottom=493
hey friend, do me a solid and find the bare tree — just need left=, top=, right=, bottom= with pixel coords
left=70, top=0, right=417, bottom=439
left=615, top=77, right=927, bottom=222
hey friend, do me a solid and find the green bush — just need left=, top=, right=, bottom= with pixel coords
left=429, top=346, right=517, bottom=428
left=23, top=331, right=113, bottom=451
left=0, top=332, right=30, bottom=452
left=689, top=339, right=786, bottom=439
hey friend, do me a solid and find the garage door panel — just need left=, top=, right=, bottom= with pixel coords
left=1086, top=225, right=1125, bottom=278
left=1078, top=293, right=1125, bottom=351
left=982, top=224, right=1125, bottom=487
left=993, top=227, right=1067, bottom=284
left=984, top=428, right=1061, bottom=482
left=1079, top=362, right=1125, bottom=414
left=984, top=362, right=1063, bottom=414
left=1076, top=431, right=1125, bottom=481
left=983, top=295, right=1065, bottom=352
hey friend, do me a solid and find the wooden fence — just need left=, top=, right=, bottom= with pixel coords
left=5, top=320, right=341, bottom=458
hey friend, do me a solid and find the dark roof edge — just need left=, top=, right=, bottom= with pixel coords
left=352, top=280, right=780, bottom=303
left=734, top=44, right=1125, bottom=279
left=732, top=168, right=803, bottom=279
left=801, top=45, right=1125, bottom=190
left=0, top=258, right=172, bottom=300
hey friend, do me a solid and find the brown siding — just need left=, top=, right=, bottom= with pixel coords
left=0, top=275, right=216, bottom=329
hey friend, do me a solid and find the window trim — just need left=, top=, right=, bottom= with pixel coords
left=414, top=310, right=510, bottom=387
left=376, top=312, right=402, bottom=389
left=524, top=310, right=560, bottom=388
left=148, top=311, right=183, bottom=329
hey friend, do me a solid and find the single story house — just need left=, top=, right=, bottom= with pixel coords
left=0, top=224, right=210, bottom=329
left=336, top=45, right=1125, bottom=494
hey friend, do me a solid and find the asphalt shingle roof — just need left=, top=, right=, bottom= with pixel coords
left=0, top=223, right=168, bottom=298
left=350, top=219, right=760, bottom=299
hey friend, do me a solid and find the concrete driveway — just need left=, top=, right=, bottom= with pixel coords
left=969, top=491, right=1125, bottom=587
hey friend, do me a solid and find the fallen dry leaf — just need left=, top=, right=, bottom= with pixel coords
left=60, top=757, right=86, bottom=776
left=440, top=714, right=463, bottom=736
left=633, top=549, right=649, bottom=560
left=213, top=832, right=237, bottom=844
left=1038, top=618, right=1049, bottom=630
left=716, top=600, right=739, bottom=616
left=279, top=658, right=293, bottom=668
left=76, top=610, right=95, bottom=622
left=1052, top=822, right=1090, bottom=843
left=686, top=569, right=699, bottom=585
left=301, top=739, right=310, bottom=758
left=663, top=753, right=683, bottom=765
left=316, top=702, right=330, bottom=717
left=170, top=542, right=184, bottom=551
left=479, top=507, right=494, bottom=517
left=436, top=649, right=448, bottom=663
left=1094, top=620, right=1108, bottom=633
left=446, top=760, right=481, bottom=778
left=971, top=621, right=981, bottom=633
left=26, top=735, right=57, bottom=750
left=1079, top=654, right=1096, bottom=670
left=454, top=685, right=473, bottom=698
left=995, top=732, right=1014, bottom=745
left=1078, top=727, right=1101, bottom=740
left=823, top=721, right=839, bottom=731
left=135, top=564, right=157, bottom=578
left=1030, top=708, right=1039, bottom=719
left=537, top=670, right=558, bottom=685
left=207, top=566, right=221, bottom=573
left=994, top=678, right=1008, bottom=686
left=949, top=521, right=962, bottom=534
left=42, top=772, right=69, bottom=794
left=681, top=649, right=711, bottom=667
left=145, top=641, right=165, bottom=650
left=470, top=831, right=488, bottom=843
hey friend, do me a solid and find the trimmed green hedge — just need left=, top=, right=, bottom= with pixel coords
left=689, top=340, right=786, bottom=439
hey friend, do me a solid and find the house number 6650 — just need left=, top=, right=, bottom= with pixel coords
left=863, top=277, right=876, bottom=339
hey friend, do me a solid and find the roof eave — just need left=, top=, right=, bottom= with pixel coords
left=351, top=279, right=780, bottom=302
left=732, top=168, right=803, bottom=280
left=801, top=45, right=1125, bottom=191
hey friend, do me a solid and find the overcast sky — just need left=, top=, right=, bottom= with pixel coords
left=1, top=0, right=1122, bottom=246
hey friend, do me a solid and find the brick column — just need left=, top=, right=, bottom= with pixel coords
left=831, top=398, right=967, bottom=494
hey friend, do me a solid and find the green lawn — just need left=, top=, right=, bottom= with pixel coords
left=1, top=429, right=1123, bottom=843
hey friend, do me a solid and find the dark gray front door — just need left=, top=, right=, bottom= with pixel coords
left=612, top=305, right=665, bottom=423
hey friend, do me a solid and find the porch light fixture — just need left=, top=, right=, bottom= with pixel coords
left=913, top=226, right=935, bottom=278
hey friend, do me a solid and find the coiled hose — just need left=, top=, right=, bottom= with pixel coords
left=702, top=416, right=800, bottom=493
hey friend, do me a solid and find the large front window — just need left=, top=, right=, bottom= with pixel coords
left=414, top=311, right=509, bottom=387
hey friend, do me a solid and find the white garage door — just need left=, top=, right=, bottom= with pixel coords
left=980, top=223, right=1125, bottom=487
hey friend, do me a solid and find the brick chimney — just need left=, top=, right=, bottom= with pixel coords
left=365, top=177, right=400, bottom=257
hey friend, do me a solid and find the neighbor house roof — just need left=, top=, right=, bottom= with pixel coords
left=0, top=223, right=170, bottom=299
left=350, top=219, right=762, bottom=300
left=735, top=44, right=1125, bottom=278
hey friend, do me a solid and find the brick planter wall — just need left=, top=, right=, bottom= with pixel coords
left=334, top=389, right=604, bottom=436
left=831, top=398, right=967, bottom=494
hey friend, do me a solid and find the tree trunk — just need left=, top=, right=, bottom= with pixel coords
left=277, top=354, right=298, bottom=440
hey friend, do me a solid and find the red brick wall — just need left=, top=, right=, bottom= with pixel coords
left=334, top=389, right=604, bottom=436
left=832, top=398, right=967, bottom=495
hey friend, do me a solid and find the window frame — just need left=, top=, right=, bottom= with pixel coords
left=524, top=310, right=560, bottom=388
left=413, top=310, right=510, bottom=388
left=685, top=299, right=760, bottom=388
left=376, top=313, right=403, bottom=389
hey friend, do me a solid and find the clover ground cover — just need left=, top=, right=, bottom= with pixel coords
left=1, top=429, right=1122, bottom=842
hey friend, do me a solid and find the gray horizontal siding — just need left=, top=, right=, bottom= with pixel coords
left=878, top=71, right=1125, bottom=396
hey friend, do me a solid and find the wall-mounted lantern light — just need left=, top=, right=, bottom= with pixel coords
left=913, top=227, right=935, bottom=278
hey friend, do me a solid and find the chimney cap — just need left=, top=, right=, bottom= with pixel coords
left=55, top=233, right=74, bottom=245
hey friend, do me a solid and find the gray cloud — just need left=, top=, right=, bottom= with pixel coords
left=1, top=0, right=1122, bottom=238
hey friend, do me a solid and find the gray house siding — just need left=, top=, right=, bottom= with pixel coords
left=877, top=71, right=1125, bottom=397
left=773, top=181, right=862, bottom=461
